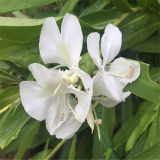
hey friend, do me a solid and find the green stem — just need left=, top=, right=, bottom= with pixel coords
left=93, top=101, right=99, bottom=108
left=113, top=12, right=130, bottom=26
left=45, top=140, right=66, bottom=160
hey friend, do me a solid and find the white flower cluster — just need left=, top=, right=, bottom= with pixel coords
left=20, top=14, right=140, bottom=139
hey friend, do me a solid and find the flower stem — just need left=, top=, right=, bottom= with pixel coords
left=45, top=140, right=66, bottom=160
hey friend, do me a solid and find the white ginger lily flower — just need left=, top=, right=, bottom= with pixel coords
left=39, top=13, right=91, bottom=89
left=20, top=63, right=92, bottom=139
left=87, top=24, right=140, bottom=107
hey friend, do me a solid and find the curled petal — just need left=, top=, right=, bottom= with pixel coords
left=87, top=32, right=102, bottom=68
left=93, top=72, right=123, bottom=102
left=45, top=95, right=70, bottom=135
left=109, top=57, right=140, bottom=86
left=72, top=66, right=92, bottom=89
left=101, top=24, right=122, bottom=66
left=87, top=107, right=94, bottom=133
left=54, top=113, right=82, bottom=139
left=20, top=81, right=53, bottom=121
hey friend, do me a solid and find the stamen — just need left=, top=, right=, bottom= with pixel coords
left=126, top=66, right=133, bottom=78
left=61, top=113, right=64, bottom=121
left=105, top=66, right=133, bottom=78
left=52, top=81, right=64, bottom=97
left=92, top=106, right=101, bottom=141
left=94, top=119, right=102, bottom=124
left=66, top=95, right=81, bottom=122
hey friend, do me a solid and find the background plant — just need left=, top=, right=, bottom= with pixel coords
left=0, top=0, right=159, bottom=159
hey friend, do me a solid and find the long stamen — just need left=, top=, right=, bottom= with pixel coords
left=105, top=66, right=133, bottom=78
left=61, top=94, right=66, bottom=121
left=66, top=95, right=81, bottom=122
left=92, top=106, right=101, bottom=141
left=52, top=81, right=64, bottom=97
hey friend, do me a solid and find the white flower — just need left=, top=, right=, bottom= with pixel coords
left=87, top=24, right=140, bottom=107
left=20, top=63, right=92, bottom=139
left=39, top=13, right=91, bottom=89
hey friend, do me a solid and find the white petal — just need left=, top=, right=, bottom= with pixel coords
left=87, top=107, right=94, bottom=133
left=29, top=63, right=62, bottom=90
left=20, top=81, right=53, bottom=121
left=39, top=17, right=67, bottom=66
left=54, top=113, right=82, bottom=139
left=109, top=57, right=140, bottom=86
left=93, top=72, right=123, bottom=101
left=64, top=85, right=93, bottom=123
left=45, top=95, right=70, bottom=135
left=123, top=91, right=131, bottom=100
left=101, top=24, right=122, bottom=66
left=61, top=13, right=83, bottom=65
left=87, top=32, right=102, bottom=68
left=72, top=66, right=92, bottom=89
left=93, top=96, right=119, bottom=108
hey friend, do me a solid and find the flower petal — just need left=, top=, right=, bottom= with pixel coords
left=72, top=66, right=92, bottom=89
left=29, top=63, right=62, bottom=90
left=109, top=57, right=140, bottom=86
left=93, top=96, right=119, bottom=108
left=20, top=81, right=53, bottom=121
left=87, top=32, right=102, bottom=68
left=87, top=107, right=94, bottom=133
left=45, top=95, right=70, bottom=135
left=39, top=17, right=67, bottom=66
left=64, top=85, right=93, bottom=123
left=101, top=24, right=122, bottom=66
left=93, top=72, right=123, bottom=102
left=61, top=13, right=83, bottom=66
left=54, top=113, right=82, bottom=139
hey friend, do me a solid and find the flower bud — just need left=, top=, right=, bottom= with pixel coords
left=70, top=74, right=79, bottom=84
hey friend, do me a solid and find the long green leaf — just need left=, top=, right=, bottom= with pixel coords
left=68, top=134, right=77, bottom=160
left=129, top=141, right=160, bottom=160
left=58, top=0, right=79, bottom=16
left=112, top=101, right=159, bottom=149
left=149, top=67, right=160, bottom=82
left=80, top=0, right=110, bottom=17
left=0, top=0, right=58, bottom=15
left=0, top=102, right=30, bottom=149
left=14, top=121, right=40, bottom=160
left=125, top=109, right=158, bottom=152
left=0, top=86, right=20, bottom=110
left=125, top=61, right=160, bottom=104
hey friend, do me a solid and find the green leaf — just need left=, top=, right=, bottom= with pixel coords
left=29, top=149, right=52, bottom=160
left=143, top=110, right=160, bottom=150
left=149, top=67, right=160, bottom=82
left=125, top=108, right=158, bottom=152
left=102, top=107, right=115, bottom=138
left=112, top=101, right=159, bottom=149
left=0, top=0, right=58, bottom=15
left=0, top=122, right=55, bottom=154
left=68, top=134, right=77, bottom=160
left=58, top=0, right=79, bottom=16
left=121, top=96, right=133, bottom=125
left=0, top=17, right=62, bottom=43
left=79, top=53, right=97, bottom=75
left=136, top=0, right=154, bottom=7
left=0, top=41, right=39, bottom=68
left=125, top=129, right=149, bottom=159
left=110, top=0, right=131, bottom=12
left=80, top=0, right=110, bottom=17
left=0, top=86, right=20, bottom=110
left=119, top=12, right=160, bottom=51
left=0, top=102, right=30, bottom=149
left=158, top=0, right=160, bottom=4
left=129, top=141, right=160, bottom=160
left=14, top=121, right=40, bottom=160
left=125, top=61, right=160, bottom=104
left=131, top=32, right=160, bottom=53
left=81, top=10, right=121, bottom=28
